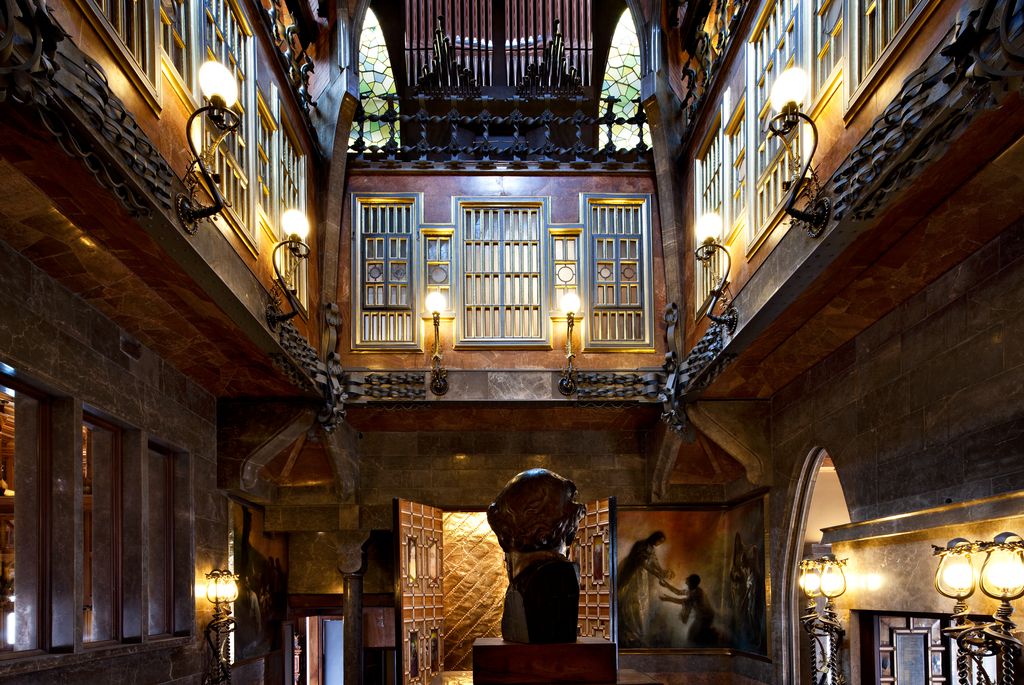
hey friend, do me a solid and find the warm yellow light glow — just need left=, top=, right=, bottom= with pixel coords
left=425, top=291, right=447, bottom=314
left=282, top=209, right=310, bottom=242
left=205, top=570, right=239, bottom=604
left=935, top=548, right=976, bottom=600
left=799, top=563, right=822, bottom=598
left=770, top=67, right=809, bottom=112
left=695, top=212, right=723, bottom=244
left=560, top=292, right=581, bottom=316
left=198, top=60, right=238, bottom=107
left=980, top=542, right=1024, bottom=601
left=820, top=561, right=847, bottom=598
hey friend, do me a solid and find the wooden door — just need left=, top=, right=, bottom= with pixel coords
left=573, top=497, right=615, bottom=640
left=395, top=499, right=444, bottom=685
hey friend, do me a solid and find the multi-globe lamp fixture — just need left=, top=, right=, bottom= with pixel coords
left=798, top=555, right=847, bottom=685
left=933, top=533, right=1024, bottom=685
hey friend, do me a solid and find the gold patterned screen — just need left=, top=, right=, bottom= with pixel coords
left=396, top=500, right=445, bottom=685
left=573, top=498, right=614, bottom=639
left=442, top=512, right=506, bottom=671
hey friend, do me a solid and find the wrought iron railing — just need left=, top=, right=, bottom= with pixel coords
left=349, top=94, right=652, bottom=167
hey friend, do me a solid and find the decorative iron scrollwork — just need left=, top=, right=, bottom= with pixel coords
left=658, top=302, right=736, bottom=432
left=266, top=0, right=316, bottom=112
left=576, top=372, right=661, bottom=400
left=829, top=0, right=1024, bottom=222
left=268, top=300, right=348, bottom=430
left=416, top=15, right=480, bottom=98
left=351, top=95, right=651, bottom=168
left=0, top=0, right=65, bottom=104
left=2, top=4, right=177, bottom=217
left=516, top=20, right=583, bottom=98
left=349, top=373, right=427, bottom=401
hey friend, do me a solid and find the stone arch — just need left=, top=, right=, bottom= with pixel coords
left=779, top=446, right=851, bottom=682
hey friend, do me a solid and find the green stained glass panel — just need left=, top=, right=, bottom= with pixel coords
left=351, top=8, right=399, bottom=149
left=599, top=11, right=650, bottom=151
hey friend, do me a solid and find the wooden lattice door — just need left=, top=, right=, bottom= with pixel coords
left=395, top=499, right=445, bottom=685
left=574, top=497, right=615, bottom=640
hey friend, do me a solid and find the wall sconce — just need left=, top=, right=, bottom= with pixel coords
left=767, top=67, right=832, bottom=238
left=177, top=61, right=242, bottom=235
left=204, top=568, right=239, bottom=685
left=694, top=212, right=738, bottom=332
left=799, top=555, right=847, bottom=685
left=933, top=533, right=1024, bottom=685
left=558, top=292, right=581, bottom=396
left=425, top=291, right=448, bottom=396
left=267, top=209, right=311, bottom=329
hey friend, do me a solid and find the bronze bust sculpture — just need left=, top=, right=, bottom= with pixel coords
left=487, top=468, right=586, bottom=644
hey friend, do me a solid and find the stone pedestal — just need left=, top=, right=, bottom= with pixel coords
left=471, top=638, right=618, bottom=684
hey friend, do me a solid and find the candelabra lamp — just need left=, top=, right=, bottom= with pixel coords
left=933, top=533, right=1024, bottom=685
left=177, top=61, right=242, bottom=235
left=267, top=209, right=311, bottom=329
left=558, top=292, right=581, bottom=396
left=694, top=213, right=738, bottom=332
left=798, top=555, right=847, bottom=685
left=204, top=569, right=239, bottom=685
left=426, top=291, right=449, bottom=396
left=766, top=67, right=832, bottom=238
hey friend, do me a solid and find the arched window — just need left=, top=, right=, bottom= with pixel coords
left=599, top=11, right=649, bottom=150
left=351, top=8, right=398, bottom=149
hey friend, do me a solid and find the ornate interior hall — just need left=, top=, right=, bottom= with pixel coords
left=1, top=0, right=1023, bottom=682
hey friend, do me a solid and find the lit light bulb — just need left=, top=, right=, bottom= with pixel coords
left=770, top=67, right=809, bottom=113
left=425, top=291, right=447, bottom=314
left=695, top=212, right=723, bottom=244
left=198, top=60, right=239, bottom=108
left=282, top=209, right=310, bottom=242
left=799, top=563, right=822, bottom=598
left=205, top=570, right=239, bottom=604
left=935, top=545, right=976, bottom=600
left=560, top=292, right=581, bottom=316
left=980, top=538, right=1024, bottom=601
left=820, top=560, right=847, bottom=599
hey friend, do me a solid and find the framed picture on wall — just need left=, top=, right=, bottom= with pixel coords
left=615, top=492, right=769, bottom=656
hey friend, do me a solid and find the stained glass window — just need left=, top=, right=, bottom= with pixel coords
left=599, top=11, right=649, bottom=150
left=351, top=8, right=399, bottom=149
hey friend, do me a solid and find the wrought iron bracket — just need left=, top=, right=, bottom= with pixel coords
left=177, top=102, right=241, bottom=235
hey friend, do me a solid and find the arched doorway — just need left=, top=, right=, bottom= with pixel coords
left=783, top=448, right=851, bottom=683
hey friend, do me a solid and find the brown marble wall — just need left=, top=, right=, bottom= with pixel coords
left=763, top=217, right=1024, bottom=682
left=771, top=217, right=1024, bottom=523
left=828, top=508, right=1024, bottom=685
left=0, top=240, right=223, bottom=682
left=357, top=428, right=648, bottom=527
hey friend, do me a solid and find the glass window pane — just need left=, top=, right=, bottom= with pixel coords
left=147, top=446, right=173, bottom=637
left=83, top=418, right=119, bottom=643
left=0, top=388, right=14, bottom=651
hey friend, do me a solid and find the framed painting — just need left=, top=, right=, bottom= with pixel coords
left=231, top=500, right=289, bottom=660
left=615, top=492, right=768, bottom=655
